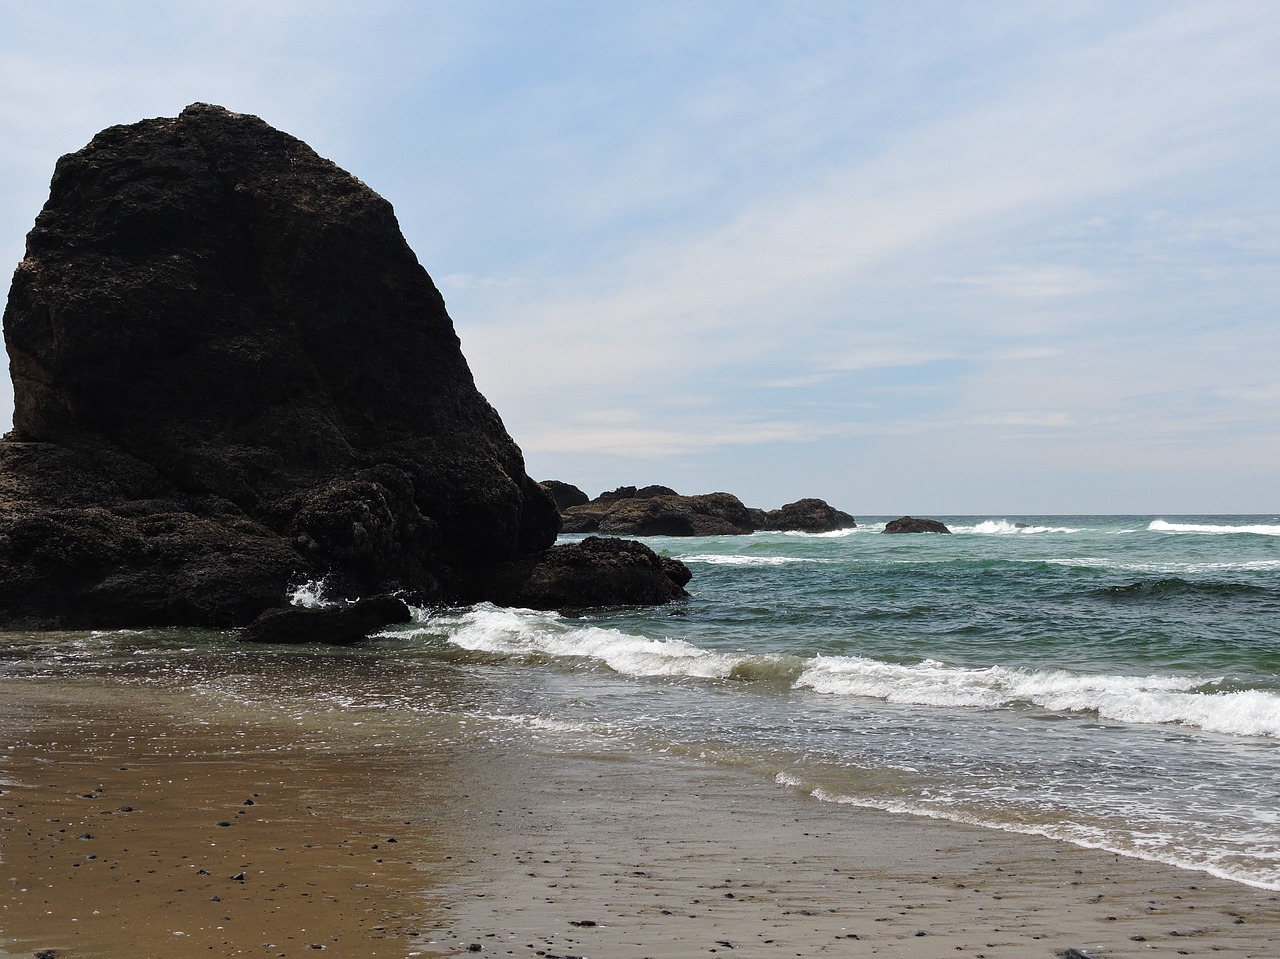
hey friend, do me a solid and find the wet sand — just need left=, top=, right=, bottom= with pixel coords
left=2, top=681, right=1277, bottom=958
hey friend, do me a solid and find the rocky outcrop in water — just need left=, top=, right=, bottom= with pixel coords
left=883, top=516, right=951, bottom=534
left=756, top=498, right=857, bottom=534
left=0, top=104, right=680, bottom=630
left=561, top=488, right=756, bottom=536
left=241, top=595, right=412, bottom=645
left=539, top=480, right=590, bottom=512
left=557, top=485, right=855, bottom=536
left=461, top=536, right=691, bottom=609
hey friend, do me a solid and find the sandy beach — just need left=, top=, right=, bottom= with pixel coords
left=2, top=680, right=1276, bottom=959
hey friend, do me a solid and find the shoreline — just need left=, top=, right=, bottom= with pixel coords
left=2, top=680, right=1277, bottom=958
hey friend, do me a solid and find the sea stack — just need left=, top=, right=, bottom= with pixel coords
left=0, top=104, right=686, bottom=629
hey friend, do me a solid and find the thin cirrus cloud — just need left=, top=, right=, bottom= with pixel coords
left=0, top=1, right=1277, bottom=511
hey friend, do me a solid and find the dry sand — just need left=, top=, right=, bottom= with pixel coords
left=1, top=681, right=1277, bottom=959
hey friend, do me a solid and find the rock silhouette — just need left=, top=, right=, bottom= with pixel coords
left=557, top=485, right=856, bottom=536
left=883, top=516, right=952, bottom=534
left=0, top=104, right=683, bottom=629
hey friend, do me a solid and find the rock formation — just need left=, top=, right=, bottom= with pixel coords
left=461, top=536, right=691, bottom=609
left=241, top=595, right=412, bottom=645
left=0, top=104, right=685, bottom=630
left=539, top=479, right=589, bottom=512
left=883, top=516, right=952, bottom=534
left=757, top=497, right=857, bottom=533
left=557, top=485, right=855, bottom=536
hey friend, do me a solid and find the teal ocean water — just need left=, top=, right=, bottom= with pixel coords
left=3, top=515, right=1279, bottom=889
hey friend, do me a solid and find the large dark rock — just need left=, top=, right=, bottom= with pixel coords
left=759, top=498, right=857, bottom=533
left=463, top=536, right=690, bottom=609
left=883, top=516, right=952, bottom=534
left=559, top=487, right=855, bottom=536
left=0, top=104, right=578, bottom=628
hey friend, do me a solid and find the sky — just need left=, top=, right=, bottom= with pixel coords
left=1, top=1, right=1278, bottom=514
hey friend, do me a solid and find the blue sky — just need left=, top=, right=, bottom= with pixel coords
left=2, top=1, right=1278, bottom=514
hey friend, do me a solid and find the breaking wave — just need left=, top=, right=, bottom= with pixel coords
left=1150, top=520, right=1280, bottom=537
left=413, top=605, right=1280, bottom=738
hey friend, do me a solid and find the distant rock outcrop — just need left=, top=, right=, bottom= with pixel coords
left=539, top=479, right=590, bottom=512
left=557, top=485, right=855, bottom=536
left=0, top=104, right=680, bottom=629
left=883, top=516, right=952, bottom=534
left=758, top=498, right=857, bottom=534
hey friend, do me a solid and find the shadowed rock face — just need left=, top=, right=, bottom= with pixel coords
left=0, top=103, right=571, bottom=628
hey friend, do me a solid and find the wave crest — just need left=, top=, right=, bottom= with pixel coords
left=1150, top=520, right=1280, bottom=536
left=952, top=519, right=1082, bottom=535
left=794, top=656, right=1280, bottom=737
left=424, top=603, right=796, bottom=681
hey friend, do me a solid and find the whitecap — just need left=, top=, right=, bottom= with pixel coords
left=793, top=656, right=1280, bottom=737
left=427, top=603, right=789, bottom=681
left=952, top=519, right=1082, bottom=535
left=680, top=554, right=829, bottom=567
left=779, top=528, right=859, bottom=538
left=1150, top=520, right=1280, bottom=537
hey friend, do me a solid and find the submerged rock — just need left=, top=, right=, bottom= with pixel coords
left=0, top=104, right=675, bottom=629
left=883, top=516, right=952, bottom=534
left=241, top=595, right=412, bottom=645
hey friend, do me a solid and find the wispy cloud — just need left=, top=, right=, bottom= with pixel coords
left=2, top=1, right=1278, bottom=511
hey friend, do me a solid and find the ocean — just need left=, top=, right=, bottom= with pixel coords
left=3, top=515, right=1278, bottom=891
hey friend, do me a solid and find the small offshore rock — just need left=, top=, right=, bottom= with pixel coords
left=759, top=498, right=856, bottom=533
left=883, top=516, right=952, bottom=534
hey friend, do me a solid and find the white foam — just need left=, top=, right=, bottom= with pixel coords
left=952, top=519, right=1082, bottom=535
left=779, top=528, right=859, bottom=538
left=794, top=656, right=1280, bottom=737
left=1150, top=519, right=1280, bottom=537
left=433, top=603, right=754, bottom=679
left=1050, top=557, right=1280, bottom=574
left=681, top=554, right=830, bottom=567
left=801, top=786, right=1280, bottom=891
left=288, top=577, right=332, bottom=608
